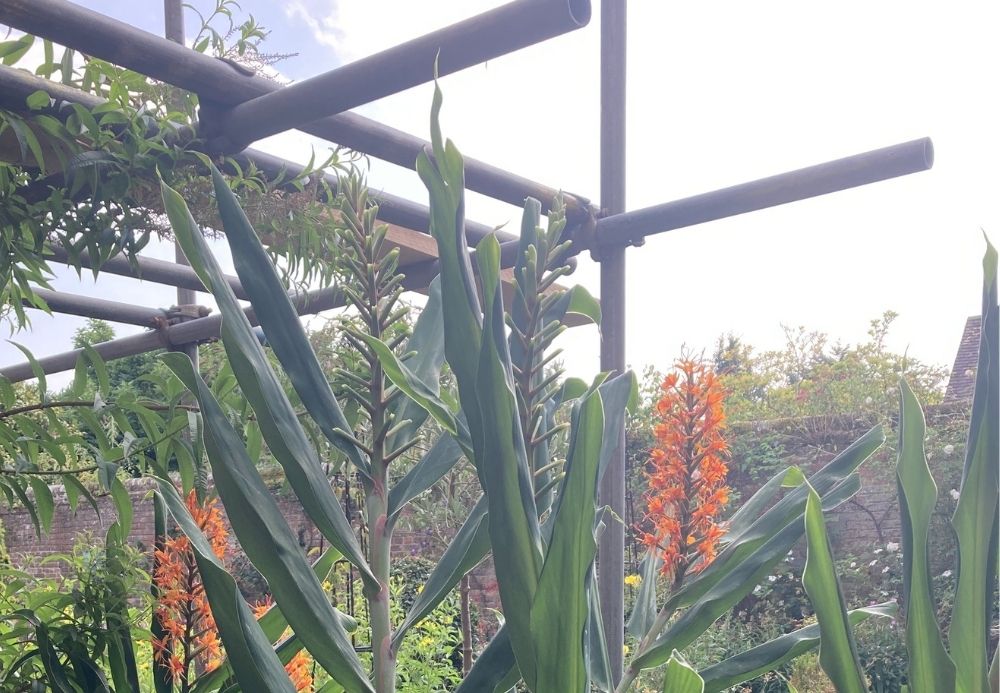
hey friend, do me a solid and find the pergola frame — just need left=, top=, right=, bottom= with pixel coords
left=0, top=0, right=933, bottom=681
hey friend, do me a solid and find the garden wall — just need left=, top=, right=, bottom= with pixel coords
left=726, top=401, right=969, bottom=570
left=0, top=477, right=501, bottom=641
left=0, top=401, right=969, bottom=624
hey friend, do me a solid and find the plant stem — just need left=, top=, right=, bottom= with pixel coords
left=616, top=601, right=677, bottom=693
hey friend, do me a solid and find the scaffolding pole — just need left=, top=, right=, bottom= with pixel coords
left=597, top=0, right=627, bottom=682
left=0, top=0, right=592, bottom=218
left=29, top=288, right=167, bottom=327
left=206, top=0, right=590, bottom=150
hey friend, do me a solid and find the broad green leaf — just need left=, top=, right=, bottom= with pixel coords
left=208, top=166, right=369, bottom=476
left=700, top=602, right=895, bottom=692
left=950, top=238, right=999, bottom=693
left=161, top=177, right=376, bottom=590
left=191, top=545, right=353, bottom=693
left=155, top=480, right=298, bottom=693
left=386, top=277, right=445, bottom=453
left=665, top=427, right=883, bottom=615
left=387, top=432, right=464, bottom=521
left=358, top=332, right=459, bottom=439
left=392, top=496, right=490, bottom=649
left=151, top=493, right=172, bottom=693
left=473, top=234, right=543, bottom=686
left=802, top=484, right=867, bottom=693
left=6, top=611, right=78, bottom=693
left=626, top=550, right=663, bottom=639
left=631, top=473, right=863, bottom=672
left=544, top=284, right=601, bottom=327
left=159, top=355, right=373, bottom=693
left=662, top=651, right=705, bottom=693
left=531, top=390, right=604, bottom=692
left=896, top=379, right=956, bottom=692
left=722, top=467, right=788, bottom=542
left=455, top=625, right=519, bottom=693
left=586, top=569, right=613, bottom=692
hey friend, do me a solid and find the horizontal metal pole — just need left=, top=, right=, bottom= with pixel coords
left=0, top=0, right=591, bottom=217
left=0, top=254, right=443, bottom=382
left=29, top=287, right=167, bottom=327
left=45, top=245, right=249, bottom=301
left=0, top=66, right=505, bottom=243
left=212, top=0, right=589, bottom=149
left=594, top=138, right=934, bottom=244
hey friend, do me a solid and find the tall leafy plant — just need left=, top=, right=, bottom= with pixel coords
left=155, top=78, right=616, bottom=691
left=789, top=238, right=998, bottom=693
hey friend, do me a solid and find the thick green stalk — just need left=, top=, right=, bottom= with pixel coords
left=365, top=462, right=395, bottom=692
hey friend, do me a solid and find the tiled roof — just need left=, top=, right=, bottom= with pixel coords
left=945, top=316, right=981, bottom=402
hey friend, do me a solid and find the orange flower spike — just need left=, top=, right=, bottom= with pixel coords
left=642, top=358, right=731, bottom=584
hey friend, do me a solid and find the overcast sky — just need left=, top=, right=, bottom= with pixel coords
left=3, top=0, right=998, bottom=389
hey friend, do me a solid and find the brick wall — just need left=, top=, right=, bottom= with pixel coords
left=0, top=477, right=500, bottom=639
left=727, top=401, right=969, bottom=562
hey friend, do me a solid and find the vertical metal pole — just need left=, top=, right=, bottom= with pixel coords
left=598, top=0, right=626, bottom=684
left=164, top=0, right=198, bottom=368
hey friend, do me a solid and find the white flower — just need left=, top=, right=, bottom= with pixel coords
left=850, top=561, right=857, bottom=568
left=949, top=489, right=960, bottom=501
left=869, top=560, right=878, bottom=567
left=753, top=585, right=764, bottom=596
left=874, top=548, right=883, bottom=555
left=864, top=396, right=874, bottom=405
left=886, top=542, right=900, bottom=553
left=943, top=444, right=955, bottom=456
left=941, top=570, right=953, bottom=578
left=882, top=566, right=890, bottom=574
left=767, top=575, right=777, bottom=583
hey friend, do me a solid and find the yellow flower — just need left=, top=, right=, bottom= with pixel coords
left=622, top=644, right=630, bottom=656
left=624, top=574, right=642, bottom=587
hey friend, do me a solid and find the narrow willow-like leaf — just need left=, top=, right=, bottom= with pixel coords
left=161, top=176, right=376, bottom=590
left=209, top=166, right=369, bottom=477
left=700, top=602, right=895, bottom=692
left=950, top=238, right=999, bottom=693
left=662, top=651, right=705, bottom=693
left=154, top=480, right=298, bottom=693
left=531, top=390, right=604, bottom=692
left=896, top=379, right=956, bottom=692
left=26, top=477, right=53, bottom=534
left=802, top=484, right=867, bottom=693
left=160, top=354, right=373, bottom=693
